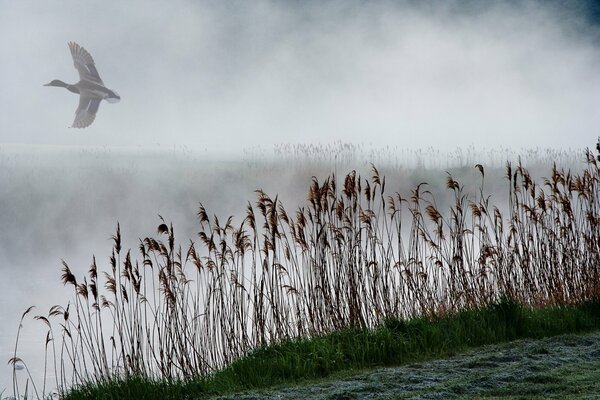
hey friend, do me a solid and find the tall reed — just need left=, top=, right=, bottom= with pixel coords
left=12, top=141, right=600, bottom=397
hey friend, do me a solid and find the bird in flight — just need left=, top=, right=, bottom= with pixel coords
left=44, top=42, right=120, bottom=128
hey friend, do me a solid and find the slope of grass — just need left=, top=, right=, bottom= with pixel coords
left=61, top=298, right=600, bottom=400
left=210, top=331, right=600, bottom=399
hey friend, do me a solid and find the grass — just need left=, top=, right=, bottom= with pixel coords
left=60, top=297, right=600, bottom=399
left=480, top=359, right=600, bottom=399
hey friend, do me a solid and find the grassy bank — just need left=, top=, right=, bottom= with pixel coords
left=63, top=298, right=600, bottom=399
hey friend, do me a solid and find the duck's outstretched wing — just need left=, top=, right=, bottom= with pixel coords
left=68, top=42, right=103, bottom=85
left=72, top=95, right=101, bottom=128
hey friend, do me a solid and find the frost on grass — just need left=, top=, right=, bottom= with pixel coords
left=212, top=331, right=600, bottom=400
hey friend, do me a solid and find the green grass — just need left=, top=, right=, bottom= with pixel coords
left=61, top=297, right=600, bottom=400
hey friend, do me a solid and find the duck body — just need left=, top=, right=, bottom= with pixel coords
left=45, top=79, right=120, bottom=102
left=44, top=42, right=120, bottom=128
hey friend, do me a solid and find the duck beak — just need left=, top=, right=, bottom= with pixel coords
left=43, top=83, right=51, bottom=86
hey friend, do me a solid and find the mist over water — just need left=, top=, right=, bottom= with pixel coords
left=1, top=1, right=599, bottom=152
left=1, top=0, right=600, bottom=394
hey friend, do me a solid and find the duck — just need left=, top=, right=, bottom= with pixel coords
left=44, top=42, right=120, bottom=128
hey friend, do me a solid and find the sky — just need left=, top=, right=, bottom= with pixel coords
left=1, top=0, right=599, bottom=155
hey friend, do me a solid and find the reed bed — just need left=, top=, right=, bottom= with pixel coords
left=11, top=141, right=600, bottom=398
left=246, top=141, right=582, bottom=171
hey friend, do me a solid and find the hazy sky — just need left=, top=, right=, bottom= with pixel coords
left=1, top=0, right=600, bottom=154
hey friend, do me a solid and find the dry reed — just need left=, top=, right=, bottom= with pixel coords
left=12, top=141, right=600, bottom=397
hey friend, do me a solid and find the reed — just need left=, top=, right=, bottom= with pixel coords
left=10, top=140, right=600, bottom=398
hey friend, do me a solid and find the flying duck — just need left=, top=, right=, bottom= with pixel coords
left=44, top=42, right=120, bottom=128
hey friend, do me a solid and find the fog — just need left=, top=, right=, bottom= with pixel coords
left=1, top=1, right=599, bottom=152
left=1, top=0, right=600, bottom=393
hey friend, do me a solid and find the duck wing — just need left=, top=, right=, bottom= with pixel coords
left=72, top=95, right=101, bottom=128
left=68, top=42, right=103, bottom=85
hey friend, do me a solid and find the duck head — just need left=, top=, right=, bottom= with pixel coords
left=44, top=79, right=69, bottom=88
